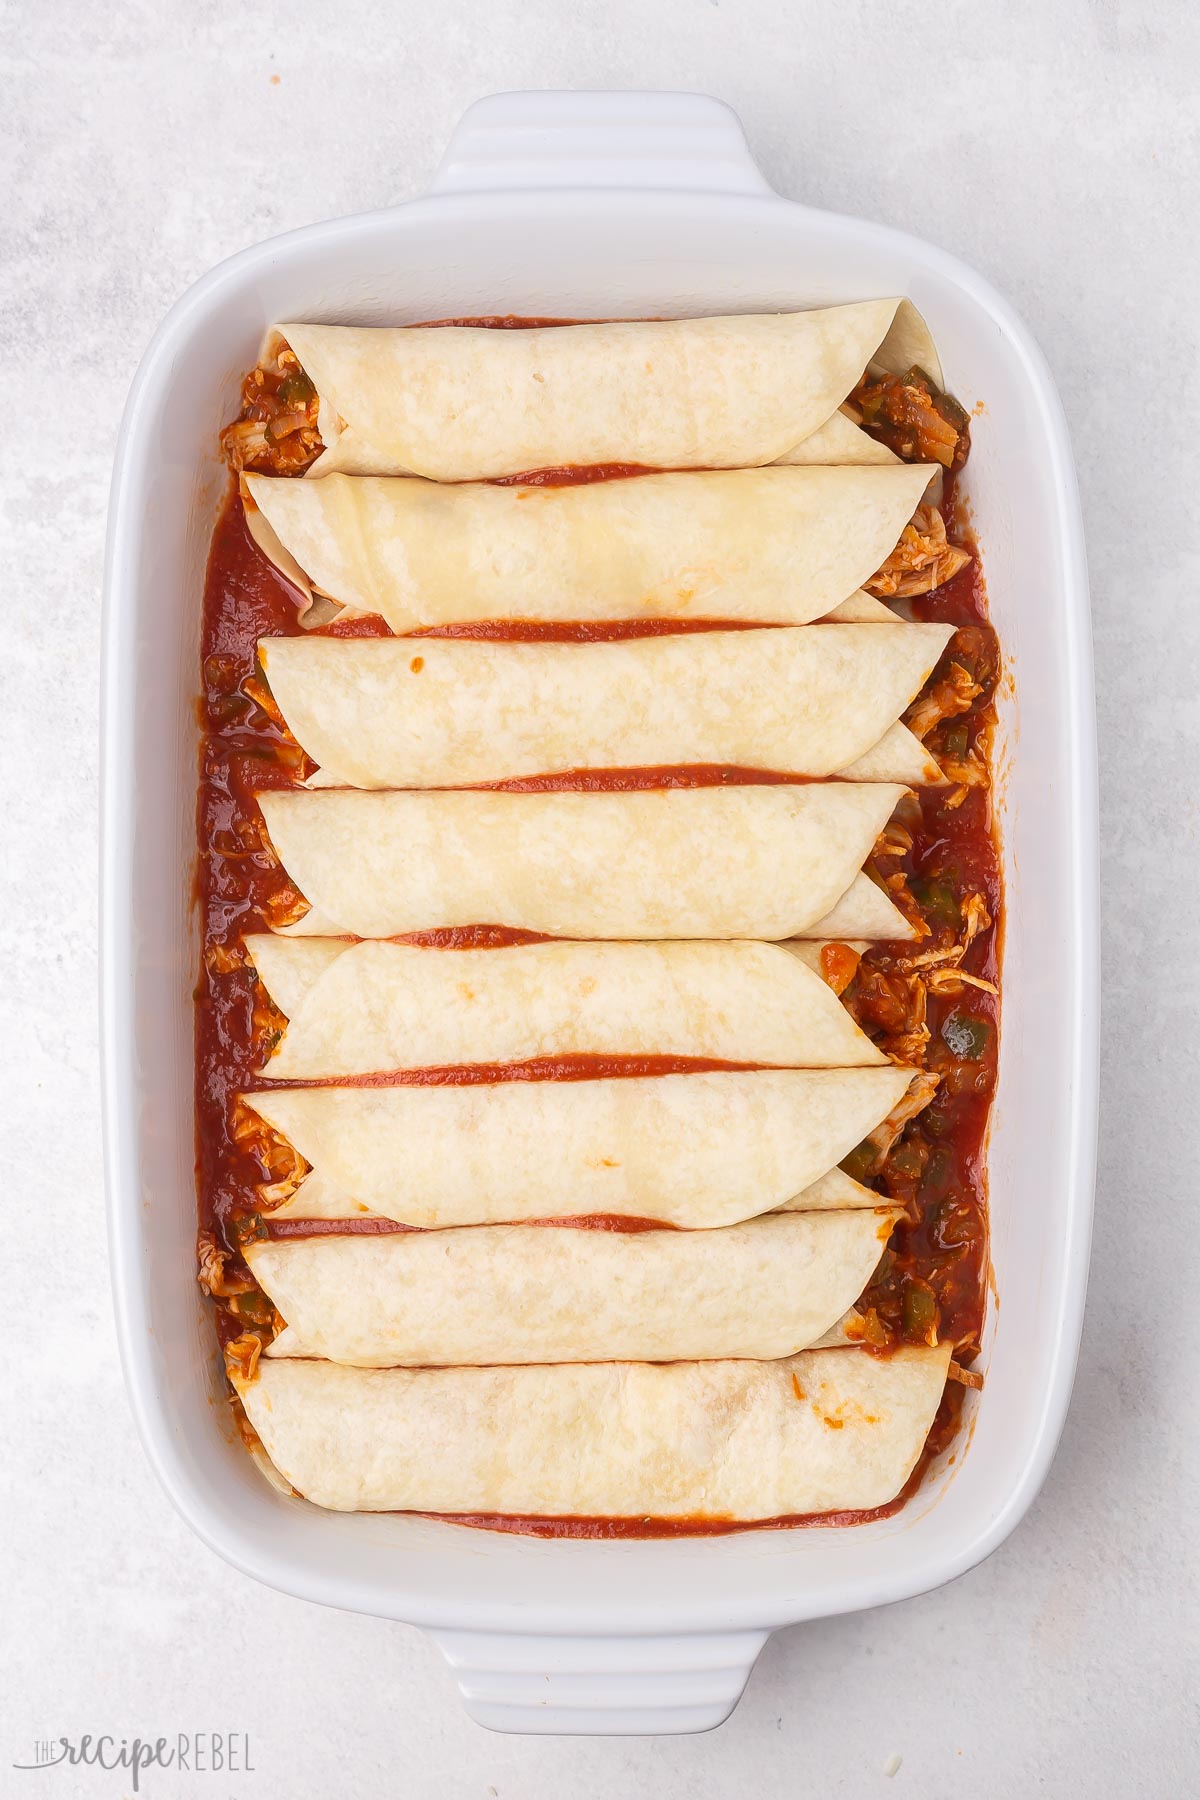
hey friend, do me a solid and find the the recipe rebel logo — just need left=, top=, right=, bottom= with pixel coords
left=12, top=1732, right=254, bottom=1789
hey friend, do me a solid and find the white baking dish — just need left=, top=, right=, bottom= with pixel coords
left=101, top=90, right=1098, bottom=1735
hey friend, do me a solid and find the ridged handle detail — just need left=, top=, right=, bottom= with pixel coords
left=431, top=1627, right=770, bottom=1735
left=429, top=90, right=773, bottom=198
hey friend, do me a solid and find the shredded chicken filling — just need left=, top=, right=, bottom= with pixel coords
left=849, top=365, right=972, bottom=471
left=220, top=341, right=323, bottom=476
left=868, top=505, right=973, bottom=600
left=229, top=1101, right=310, bottom=1215
left=822, top=606, right=999, bottom=1369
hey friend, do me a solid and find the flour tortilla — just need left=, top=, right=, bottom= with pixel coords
left=790, top=872, right=914, bottom=943
left=252, top=1208, right=898, bottom=1367
left=274, top=301, right=934, bottom=481
left=243, top=1064, right=916, bottom=1230
left=258, top=621, right=950, bottom=789
left=246, top=937, right=885, bottom=1078
left=236, top=1344, right=951, bottom=1517
left=837, top=723, right=941, bottom=786
left=245, top=463, right=931, bottom=630
left=776, top=408, right=897, bottom=466
left=823, top=591, right=902, bottom=623
left=258, top=784, right=907, bottom=941
left=269, top=1300, right=867, bottom=1354
left=820, top=590, right=947, bottom=787
left=266, top=1159, right=882, bottom=1224
left=773, top=1164, right=880, bottom=1212
left=278, top=866, right=917, bottom=945
left=295, top=719, right=938, bottom=792
left=777, top=277, right=949, bottom=462
left=277, top=870, right=916, bottom=946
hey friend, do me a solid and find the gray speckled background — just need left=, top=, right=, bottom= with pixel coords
left=3, top=1, right=1196, bottom=1792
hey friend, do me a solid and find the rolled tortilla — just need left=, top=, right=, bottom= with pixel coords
left=872, top=303, right=944, bottom=387
left=246, top=937, right=885, bottom=1078
left=266, top=1159, right=882, bottom=1223
left=774, top=1165, right=880, bottom=1212
left=791, top=872, right=913, bottom=943
left=265, top=1295, right=864, bottom=1352
left=823, top=591, right=902, bottom=623
left=245, top=463, right=931, bottom=630
left=275, top=301, right=932, bottom=481
left=258, top=622, right=951, bottom=789
left=269, top=1299, right=868, bottom=1356
left=296, top=717, right=938, bottom=792
left=257, top=784, right=907, bottom=941
left=777, top=407, right=897, bottom=467
left=837, top=723, right=941, bottom=786
left=822, top=597, right=947, bottom=779
left=279, top=866, right=917, bottom=945
left=243, top=1064, right=915, bottom=1229
left=237, top=1344, right=952, bottom=1516
left=251, top=1209, right=898, bottom=1367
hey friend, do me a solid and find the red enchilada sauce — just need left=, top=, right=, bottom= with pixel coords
left=257, top=1053, right=770, bottom=1089
left=200, top=318, right=998, bottom=1533
left=415, top=618, right=767, bottom=641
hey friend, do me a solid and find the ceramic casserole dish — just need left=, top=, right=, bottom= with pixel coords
left=101, top=89, right=1098, bottom=1734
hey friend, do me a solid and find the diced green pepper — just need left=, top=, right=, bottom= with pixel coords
left=888, top=1138, right=926, bottom=1180
left=912, top=876, right=961, bottom=933
left=841, top=1140, right=878, bottom=1184
left=941, top=1011, right=992, bottom=1061
left=902, top=1285, right=939, bottom=1337
left=234, top=1288, right=273, bottom=1325
left=208, top=693, right=249, bottom=726
left=277, top=370, right=316, bottom=409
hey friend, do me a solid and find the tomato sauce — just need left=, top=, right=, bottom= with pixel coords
left=254, top=1052, right=766, bottom=1090
left=263, top=1212, right=675, bottom=1240
left=492, top=461, right=656, bottom=487
left=845, top=517, right=999, bottom=1361
left=195, top=498, right=308, bottom=1247
left=424, top=1498, right=912, bottom=1537
left=413, top=618, right=769, bottom=641
left=469, top=765, right=819, bottom=791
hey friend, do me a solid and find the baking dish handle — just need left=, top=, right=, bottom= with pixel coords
left=430, top=1625, right=770, bottom=1734
left=429, top=90, right=774, bottom=199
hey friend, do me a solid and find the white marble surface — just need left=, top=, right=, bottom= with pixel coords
left=3, top=1, right=1197, bottom=1792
